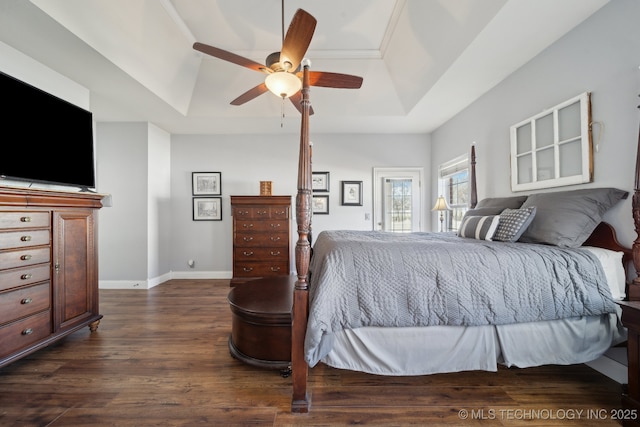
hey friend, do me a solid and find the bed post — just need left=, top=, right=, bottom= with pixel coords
left=470, top=144, right=478, bottom=209
left=631, top=101, right=640, bottom=301
left=291, top=64, right=312, bottom=413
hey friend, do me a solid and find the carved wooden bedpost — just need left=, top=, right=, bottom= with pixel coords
left=470, top=144, right=478, bottom=209
left=631, top=101, right=640, bottom=301
left=291, top=64, right=312, bottom=413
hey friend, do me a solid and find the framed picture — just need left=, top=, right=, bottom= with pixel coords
left=341, top=181, right=363, bottom=206
left=192, top=172, right=221, bottom=196
left=312, top=171, right=330, bottom=192
left=312, top=195, right=329, bottom=215
left=193, top=197, right=222, bottom=221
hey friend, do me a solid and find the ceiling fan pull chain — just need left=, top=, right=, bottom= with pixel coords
left=281, top=97, right=285, bottom=127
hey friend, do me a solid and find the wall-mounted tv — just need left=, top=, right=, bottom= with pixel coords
left=0, top=71, right=96, bottom=191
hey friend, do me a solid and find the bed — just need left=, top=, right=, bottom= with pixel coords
left=289, top=65, right=639, bottom=412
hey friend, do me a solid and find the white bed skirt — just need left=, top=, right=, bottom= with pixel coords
left=320, top=307, right=627, bottom=376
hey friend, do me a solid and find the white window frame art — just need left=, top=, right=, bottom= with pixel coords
left=510, top=92, right=593, bottom=192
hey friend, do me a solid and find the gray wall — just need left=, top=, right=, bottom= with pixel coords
left=168, top=133, right=430, bottom=277
left=430, top=0, right=640, bottom=246
left=96, top=122, right=150, bottom=283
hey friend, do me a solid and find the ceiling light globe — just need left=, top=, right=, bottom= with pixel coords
left=265, top=72, right=302, bottom=99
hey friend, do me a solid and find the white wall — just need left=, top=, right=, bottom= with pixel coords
left=169, top=133, right=430, bottom=277
left=430, top=0, right=640, bottom=246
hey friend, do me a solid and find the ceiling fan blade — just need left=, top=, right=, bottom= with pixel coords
left=193, top=42, right=268, bottom=73
left=280, top=9, right=317, bottom=72
left=289, top=92, right=314, bottom=115
left=307, top=71, right=363, bottom=89
left=230, top=83, right=269, bottom=106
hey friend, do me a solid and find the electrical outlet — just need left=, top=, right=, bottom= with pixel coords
left=365, top=213, right=371, bottom=220
left=188, top=259, right=195, bottom=268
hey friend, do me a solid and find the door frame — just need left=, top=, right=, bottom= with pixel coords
left=372, top=167, right=424, bottom=232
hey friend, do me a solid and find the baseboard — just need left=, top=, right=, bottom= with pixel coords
left=170, top=270, right=232, bottom=280
left=99, top=271, right=232, bottom=289
left=586, top=347, right=627, bottom=384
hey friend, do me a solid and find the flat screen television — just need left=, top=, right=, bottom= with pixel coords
left=0, top=71, right=96, bottom=191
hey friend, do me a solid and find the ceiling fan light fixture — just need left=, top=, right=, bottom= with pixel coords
left=265, top=72, right=302, bottom=99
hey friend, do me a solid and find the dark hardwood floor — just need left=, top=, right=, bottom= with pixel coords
left=0, top=279, right=626, bottom=426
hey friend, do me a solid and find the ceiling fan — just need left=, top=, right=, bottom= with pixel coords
left=192, top=5, right=363, bottom=115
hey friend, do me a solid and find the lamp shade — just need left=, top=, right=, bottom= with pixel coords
left=265, top=72, right=302, bottom=98
left=431, top=195, right=451, bottom=211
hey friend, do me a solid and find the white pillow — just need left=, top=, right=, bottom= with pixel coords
left=582, top=246, right=626, bottom=300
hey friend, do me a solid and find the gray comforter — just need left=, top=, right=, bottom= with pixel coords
left=304, top=230, right=618, bottom=366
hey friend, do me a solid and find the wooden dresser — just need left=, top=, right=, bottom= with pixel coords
left=230, top=195, right=291, bottom=285
left=0, top=186, right=104, bottom=368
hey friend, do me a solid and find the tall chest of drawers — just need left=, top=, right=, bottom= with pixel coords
left=231, top=195, right=291, bottom=285
left=0, top=187, right=104, bottom=368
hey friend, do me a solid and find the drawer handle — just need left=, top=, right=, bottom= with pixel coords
left=20, top=216, right=32, bottom=223
left=242, top=267, right=254, bottom=272
left=21, top=254, right=32, bottom=261
left=21, top=273, right=33, bottom=280
left=270, top=236, right=281, bottom=242
left=270, top=223, right=281, bottom=228
left=257, top=211, right=268, bottom=216
left=243, top=237, right=254, bottom=242
left=21, top=235, right=32, bottom=242
left=270, top=267, right=281, bottom=272
left=22, top=328, right=33, bottom=336
left=270, top=251, right=281, bottom=256
left=21, top=297, right=33, bottom=305
left=242, top=223, right=254, bottom=229
left=242, top=251, right=254, bottom=256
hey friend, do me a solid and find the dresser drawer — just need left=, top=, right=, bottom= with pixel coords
left=0, top=229, right=50, bottom=250
left=0, top=282, right=51, bottom=325
left=0, top=212, right=50, bottom=230
left=233, top=207, right=269, bottom=219
left=0, top=247, right=50, bottom=270
left=233, top=261, right=289, bottom=277
left=0, top=264, right=50, bottom=292
left=235, top=231, right=289, bottom=247
left=234, top=247, right=287, bottom=261
left=0, top=309, right=52, bottom=358
left=235, top=219, right=289, bottom=233
left=233, top=206, right=290, bottom=219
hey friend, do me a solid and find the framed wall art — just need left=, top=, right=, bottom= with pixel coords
left=312, top=195, right=329, bottom=215
left=510, top=92, right=592, bottom=192
left=312, top=171, right=330, bottom=192
left=193, top=197, right=222, bottom=221
left=341, top=181, right=363, bottom=206
left=192, top=172, right=222, bottom=195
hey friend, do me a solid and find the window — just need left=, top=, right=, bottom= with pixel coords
left=510, top=92, right=592, bottom=192
left=438, top=154, right=469, bottom=231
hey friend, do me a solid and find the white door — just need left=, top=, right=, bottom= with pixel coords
left=373, top=168, right=423, bottom=232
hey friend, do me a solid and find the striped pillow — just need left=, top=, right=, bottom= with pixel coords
left=457, top=215, right=500, bottom=240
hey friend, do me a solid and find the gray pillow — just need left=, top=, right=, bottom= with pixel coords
left=518, top=187, right=628, bottom=247
left=461, top=206, right=504, bottom=221
left=476, top=196, right=528, bottom=209
left=492, top=207, right=536, bottom=242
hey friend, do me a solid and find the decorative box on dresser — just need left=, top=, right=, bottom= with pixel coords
left=0, top=186, right=105, bottom=368
left=230, top=195, right=291, bottom=285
